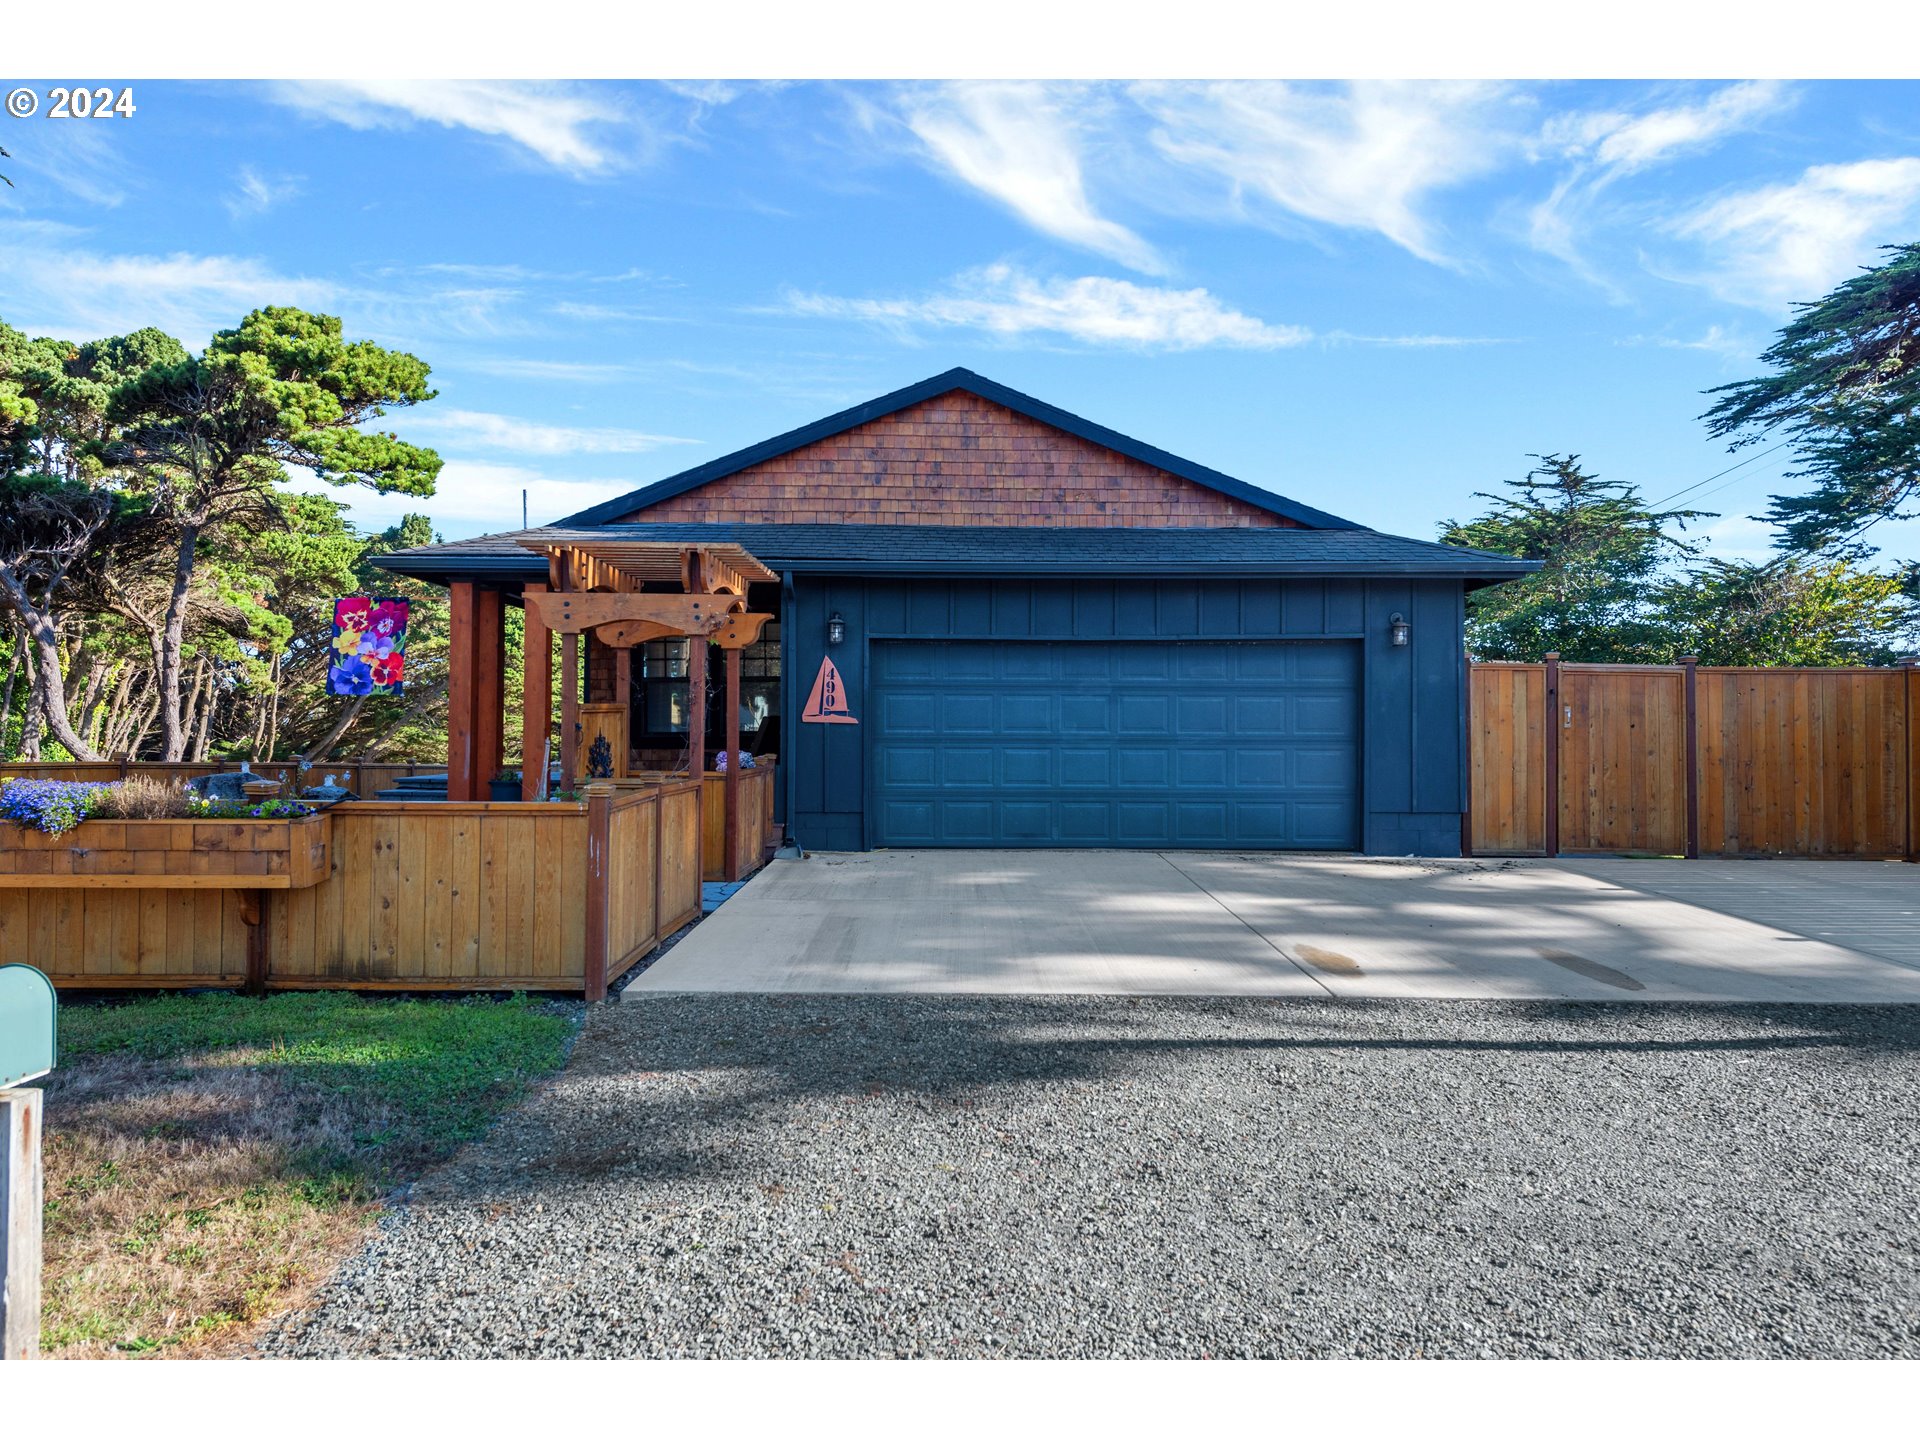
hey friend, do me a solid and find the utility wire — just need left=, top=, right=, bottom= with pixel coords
left=1647, top=441, right=1791, bottom=510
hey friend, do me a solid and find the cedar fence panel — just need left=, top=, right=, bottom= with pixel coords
left=1469, top=659, right=1918, bottom=860
left=1557, top=665, right=1688, bottom=855
left=1468, top=664, right=1547, bottom=855
left=1696, top=668, right=1909, bottom=856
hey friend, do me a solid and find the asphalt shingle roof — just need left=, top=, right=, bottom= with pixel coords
left=374, top=523, right=1538, bottom=587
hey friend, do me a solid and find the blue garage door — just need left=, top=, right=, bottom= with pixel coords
left=870, top=640, right=1360, bottom=849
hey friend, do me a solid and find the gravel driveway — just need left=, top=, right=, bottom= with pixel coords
left=264, top=997, right=1920, bottom=1359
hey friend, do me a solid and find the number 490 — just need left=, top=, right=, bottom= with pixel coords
left=49, top=87, right=137, bottom=119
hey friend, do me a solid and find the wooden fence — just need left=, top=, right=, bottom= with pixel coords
left=0, top=758, right=443, bottom=797
left=0, top=780, right=701, bottom=999
left=1469, top=657, right=1920, bottom=859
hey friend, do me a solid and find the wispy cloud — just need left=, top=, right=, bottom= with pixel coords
left=224, top=165, right=303, bottom=220
left=783, top=263, right=1308, bottom=350
left=283, top=458, right=639, bottom=537
left=464, top=356, right=643, bottom=383
left=399, top=408, right=696, bottom=455
left=0, top=237, right=336, bottom=341
left=892, top=83, right=1164, bottom=274
left=267, top=81, right=638, bottom=175
left=1135, top=81, right=1521, bottom=267
left=1668, top=156, right=1920, bottom=310
left=1530, top=82, right=1794, bottom=284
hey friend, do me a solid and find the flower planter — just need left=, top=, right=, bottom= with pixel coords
left=0, top=811, right=332, bottom=889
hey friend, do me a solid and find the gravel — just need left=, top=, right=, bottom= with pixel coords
left=262, top=997, right=1920, bottom=1358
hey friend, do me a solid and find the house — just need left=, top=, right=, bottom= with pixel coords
left=379, top=368, right=1534, bottom=856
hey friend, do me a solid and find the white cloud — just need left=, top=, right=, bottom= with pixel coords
left=465, top=356, right=642, bottom=383
left=1670, top=157, right=1920, bottom=310
left=283, top=459, right=639, bottom=538
left=224, top=166, right=302, bottom=220
left=268, top=81, right=632, bottom=174
left=894, top=83, right=1164, bottom=274
left=1546, top=82, right=1789, bottom=177
left=1134, top=81, right=1519, bottom=266
left=783, top=263, right=1308, bottom=350
left=0, top=238, right=337, bottom=340
left=1530, top=82, right=1794, bottom=282
left=400, top=408, right=696, bottom=455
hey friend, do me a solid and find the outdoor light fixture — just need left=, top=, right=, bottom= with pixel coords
left=1388, top=612, right=1411, bottom=647
left=827, top=611, right=846, bottom=646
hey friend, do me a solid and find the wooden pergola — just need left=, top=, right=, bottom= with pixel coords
left=444, top=539, right=777, bottom=879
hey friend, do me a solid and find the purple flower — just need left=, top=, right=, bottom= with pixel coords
left=0, top=778, right=106, bottom=834
left=328, top=658, right=374, bottom=696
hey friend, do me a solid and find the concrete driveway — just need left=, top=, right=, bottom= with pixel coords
left=625, top=850, right=1920, bottom=1001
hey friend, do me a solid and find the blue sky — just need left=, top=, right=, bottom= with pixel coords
left=4, top=79, right=1920, bottom=561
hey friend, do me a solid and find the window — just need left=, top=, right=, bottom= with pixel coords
left=638, top=640, right=689, bottom=735
left=631, top=626, right=781, bottom=744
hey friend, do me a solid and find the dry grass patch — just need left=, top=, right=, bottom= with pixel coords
left=42, top=993, right=576, bottom=1358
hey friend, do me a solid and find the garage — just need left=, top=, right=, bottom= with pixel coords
left=869, top=638, right=1360, bottom=848
left=388, top=367, right=1536, bottom=856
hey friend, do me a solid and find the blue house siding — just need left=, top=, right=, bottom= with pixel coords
left=784, top=575, right=1468, bottom=856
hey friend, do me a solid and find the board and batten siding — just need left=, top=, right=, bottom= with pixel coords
left=783, top=575, right=1469, bottom=856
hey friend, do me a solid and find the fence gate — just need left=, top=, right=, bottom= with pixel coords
left=1469, top=657, right=1920, bottom=859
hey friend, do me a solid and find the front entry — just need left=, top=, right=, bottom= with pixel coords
left=868, top=639, right=1361, bottom=848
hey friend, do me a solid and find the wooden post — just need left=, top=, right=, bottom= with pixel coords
left=446, top=581, right=478, bottom=802
left=614, top=644, right=634, bottom=768
left=560, top=632, right=580, bottom=798
left=724, top=645, right=742, bottom=881
left=1461, top=658, right=1475, bottom=858
left=475, top=587, right=506, bottom=797
left=1680, top=656, right=1701, bottom=860
left=240, top=891, right=269, bottom=995
left=521, top=583, right=551, bottom=801
left=583, top=781, right=611, bottom=1001
left=688, top=637, right=708, bottom=782
left=1, top=1087, right=43, bottom=1360
left=1903, top=658, right=1919, bottom=863
left=1543, top=652, right=1561, bottom=859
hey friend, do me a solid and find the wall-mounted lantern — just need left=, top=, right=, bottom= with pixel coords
left=1388, top=612, right=1411, bottom=647
left=827, top=611, right=847, bottom=646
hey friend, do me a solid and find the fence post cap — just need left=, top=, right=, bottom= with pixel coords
left=1543, top=651, right=1561, bottom=661
left=583, top=780, right=615, bottom=797
left=1678, top=655, right=1700, bottom=666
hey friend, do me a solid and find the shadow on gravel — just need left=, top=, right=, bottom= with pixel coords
left=584, top=995, right=1920, bottom=1101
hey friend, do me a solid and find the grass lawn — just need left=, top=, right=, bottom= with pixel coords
left=39, top=991, right=579, bottom=1358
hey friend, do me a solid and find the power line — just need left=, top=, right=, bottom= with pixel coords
left=1647, top=441, right=1792, bottom=510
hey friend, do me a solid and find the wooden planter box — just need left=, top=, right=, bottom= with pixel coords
left=0, top=812, right=332, bottom=889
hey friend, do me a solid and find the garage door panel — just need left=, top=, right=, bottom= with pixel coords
left=1002, top=748, right=1052, bottom=786
left=1059, top=696, right=1111, bottom=734
left=1117, top=695, right=1171, bottom=732
left=941, top=749, right=994, bottom=787
left=1176, top=695, right=1229, bottom=733
left=941, top=694, right=995, bottom=732
left=998, top=695, right=1052, bottom=732
left=871, top=640, right=1360, bottom=849
left=1059, top=749, right=1112, bottom=787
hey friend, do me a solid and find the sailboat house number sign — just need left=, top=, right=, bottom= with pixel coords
left=801, top=656, right=858, bottom=725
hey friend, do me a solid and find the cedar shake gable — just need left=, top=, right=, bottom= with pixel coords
left=556, top=368, right=1361, bottom=531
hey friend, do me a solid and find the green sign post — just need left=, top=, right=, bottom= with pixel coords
left=1, top=964, right=55, bottom=1361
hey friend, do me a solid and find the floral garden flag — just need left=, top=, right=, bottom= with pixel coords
left=329, top=596, right=409, bottom=696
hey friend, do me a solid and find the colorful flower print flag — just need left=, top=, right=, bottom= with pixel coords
left=329, top=596, right=410, bottom=695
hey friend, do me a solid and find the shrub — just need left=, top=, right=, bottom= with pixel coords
left=90, top=775, right=194, bottom=820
